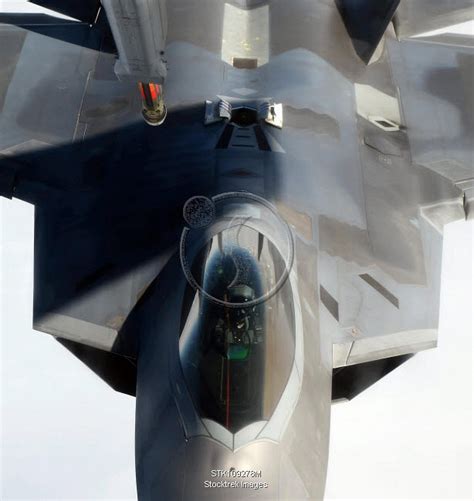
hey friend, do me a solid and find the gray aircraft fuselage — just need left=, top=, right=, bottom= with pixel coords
left=1, top=1, right=472, bottom=500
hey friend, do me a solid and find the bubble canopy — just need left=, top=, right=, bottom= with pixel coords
left=178, top=192, right=296, bottom=433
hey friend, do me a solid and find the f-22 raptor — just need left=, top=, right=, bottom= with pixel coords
left=0, top=0, right=473, bottom=499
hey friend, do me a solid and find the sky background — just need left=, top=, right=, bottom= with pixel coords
left=0, top=2, right=473, bottom=499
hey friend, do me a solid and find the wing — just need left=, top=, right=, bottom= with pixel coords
left=392, top=34, right=474, bottom=216
left=395, top=0, right=474, bottom=39
left=0, top=4, right=115, bottom=53
left=0, top=19, right=220, bottom=395
left=28, top=0, right=102, bottom=24
left=327, top=30, right=473, bottom=400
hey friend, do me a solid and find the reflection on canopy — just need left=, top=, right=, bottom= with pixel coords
left=180, top=234, right=295, bottom=434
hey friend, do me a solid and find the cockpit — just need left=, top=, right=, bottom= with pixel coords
left=179, top=242, right=295, bottom=434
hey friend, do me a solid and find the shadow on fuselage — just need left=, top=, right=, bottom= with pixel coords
left=1, top=105, right=222, bottom=317
left=1, top=103, right=279, bottom=392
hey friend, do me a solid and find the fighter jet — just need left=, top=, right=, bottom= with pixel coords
left=0, top=0, right=472, bottom=499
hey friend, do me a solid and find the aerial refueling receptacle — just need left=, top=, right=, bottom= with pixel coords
left=138, top=82, right=167, bottom=126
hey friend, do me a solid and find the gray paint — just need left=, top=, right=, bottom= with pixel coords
left=0, top=0, right=472, bottom=499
